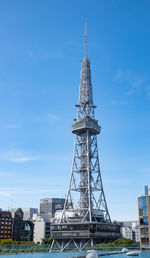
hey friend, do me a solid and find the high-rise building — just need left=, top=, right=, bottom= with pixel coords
left=22, top=208, right=38, bottom=220
left=0, top=210, right=12, bottom=239
left=40, top=198, right=65, bottom=217
left=138, top=186, right=150, bottom=244
left=51, top=24, right=120, bottom=252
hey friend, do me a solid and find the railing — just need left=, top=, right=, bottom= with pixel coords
left=93, top=244, right=140, bottom=252
left=141, top=243, right=150, bottom=249
left=72, top=121, right=100, bottom=134
left=0, top=243, right=140, bottom=254
left=0, top=244, right=51, bottom=254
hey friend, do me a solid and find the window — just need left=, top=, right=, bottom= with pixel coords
left=140, top=218, right=148, bottom=225
left=140, top=228, right=148, bottom=235
left=139, top=196, right=148, bottom=216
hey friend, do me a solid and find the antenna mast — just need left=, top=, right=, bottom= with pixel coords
left=85, top=19, right=87, bottom=59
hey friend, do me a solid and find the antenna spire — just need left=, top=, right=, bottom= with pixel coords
left=85, top=19, right=87, bottom=59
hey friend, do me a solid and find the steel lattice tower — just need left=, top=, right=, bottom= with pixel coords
left=51, top=24, right=120, bottom=252
left=60, top=23, right=111, bottom=224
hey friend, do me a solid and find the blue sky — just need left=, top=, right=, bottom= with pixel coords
left=0, top=0, right=150, bottom=221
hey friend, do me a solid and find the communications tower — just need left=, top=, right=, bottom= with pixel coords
left=51, top=24, right=120, bottom=252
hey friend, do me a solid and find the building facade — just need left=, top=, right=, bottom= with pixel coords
left=11, top=208, right=24, bottom=241
left=138, top=186, right=150, bottom=244
left=121, top=221, right=140, bottom=242
left=11, top=208, right=34, bottom=242
left=40, top=198, right=65, bottom=217
left=32, top=214, right=51, bottom=243
left=22, top=208, right=38, bottom=220
left=0, top=210, right=12, bottom=239
left=121, top=227, right=133, bottom=240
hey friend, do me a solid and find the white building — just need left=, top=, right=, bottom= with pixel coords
left=121, top=227, right=133, bottom=240
left=32, top=214, right=51, bottom=243
left=121, top=221, right=140, bottom=242
left=132, top=222, right=140, bottom=242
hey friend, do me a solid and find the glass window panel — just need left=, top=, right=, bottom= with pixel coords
left=139, top=196, right=148, bottom=216
left=140, top=218, right=148, bottom=225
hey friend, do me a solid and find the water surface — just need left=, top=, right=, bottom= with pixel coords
left=0, top=251, right=150, bottom=258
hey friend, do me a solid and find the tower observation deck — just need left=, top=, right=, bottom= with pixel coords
left=51, top=24, right=120, bottom=252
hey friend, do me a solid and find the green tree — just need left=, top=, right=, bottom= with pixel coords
left=41, top=237, right=53, bottom=245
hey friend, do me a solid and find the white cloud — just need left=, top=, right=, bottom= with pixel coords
left=111, top=100, right=127, bottom=105
left=5, top=124, right=21, bottom=129
left=0, top=187, right=64, bottom=199
left=114, top=69, right=149, bottom=96
left=41, top=49, right=64, bottom=59
left=145, top=85, right=150, bottom=99
left=0, top=171, right=16, bottom=176
left=0, top=150, right=40, bottom=163
left=28, top=49, right=64, bottom=61
left=0, top=191, right=12, bottom=198
left=28, top=50, right=33, bottom=58
left=32, top=113, right=61, bottom=122
left=105, top=178, right=142, bottom=185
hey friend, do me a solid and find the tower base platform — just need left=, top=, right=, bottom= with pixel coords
left=50, top=222, right=121, bottom=252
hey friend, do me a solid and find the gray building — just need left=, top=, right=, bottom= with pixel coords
left=22, top=208, right=38, bottom=220
left=40, top=198, right=65, bottom=217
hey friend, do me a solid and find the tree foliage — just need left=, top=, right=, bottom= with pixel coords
left=41, top=237, right=53, bottom=245
left=0, top=239, right=34, bottom=245
left=96, top=238, right=139, bottom=247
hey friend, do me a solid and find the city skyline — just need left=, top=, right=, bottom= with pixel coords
left=0, top=0, right=150, bottom=221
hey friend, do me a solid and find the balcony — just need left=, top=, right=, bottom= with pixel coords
left=72, top=118, right=101, bottom=135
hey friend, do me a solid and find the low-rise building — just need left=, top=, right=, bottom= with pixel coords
left=120, top=221, right=140, bottom=242
left=121, top=227, right=133, bottom=240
